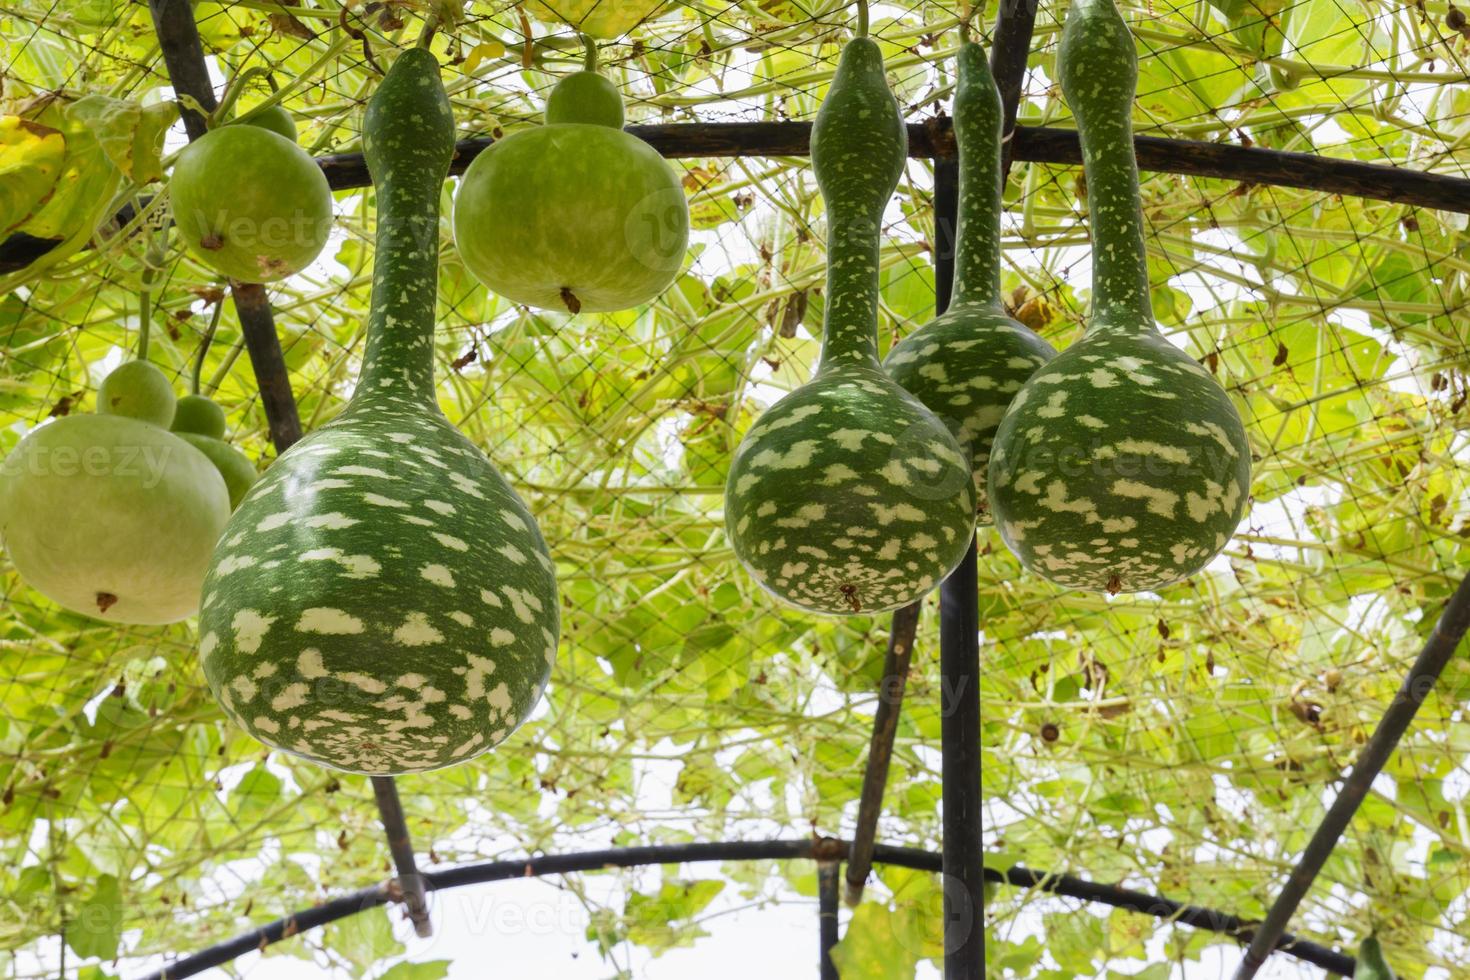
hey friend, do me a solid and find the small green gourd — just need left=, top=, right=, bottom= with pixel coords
left=453, top=38, right=689, bottom=314
left=97, top=359, right=176, bottom=428
left=723, top=27, right=975, bottom=615
left=171, top=393, right=227, bottom=440
left=198, top=48, right=559, bottom=776
left=987, top=0, right=1250, bottom=594
left=240, top=103, right=299, bottom=143
left=171, top=397, right=257, bottom=509
left=885, top=41, right=1056, bottom=520
left=0, top=362, right=229, bottom=624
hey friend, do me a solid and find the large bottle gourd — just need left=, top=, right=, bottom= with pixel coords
left=886, top=42, right=1056, bottom=519
left=198, top=49, right=559, bottom=775
left=724, top=32, right=975, bottom=615
left=987, top=0, right=1250, bottom=593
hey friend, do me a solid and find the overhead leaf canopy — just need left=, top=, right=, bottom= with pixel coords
left=1, top=0, right=1468, bottom=976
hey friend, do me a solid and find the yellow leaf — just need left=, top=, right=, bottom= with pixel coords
left=463, top=41, right=507, bottom=75
left=65, top=95, right=176, bottom=184
left=0, top=115, right=66, bottom=237
left=522, top=0, right=664, bottom=39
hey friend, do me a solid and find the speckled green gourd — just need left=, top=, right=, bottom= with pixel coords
left=724, top=36, right=975, bottom=615
left=987, top=0, right=1250, bottom=593
left=198, top=48, right=559, bottom=776
left=885, top=43, right=1056, bottom=521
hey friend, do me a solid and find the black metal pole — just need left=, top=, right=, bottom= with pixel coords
left=370, top=776, right=432, bottom=938
left=136, top=838, right=1357, bottom=980
left=988, top=0, right=1039, bottom=181
left=818, top=860, right=840, bottom=980
left=1234, top=572, right=1470, bottom=978
left=932, top=153, right=984, bottom=979
left=845, top=601, right=921, bottom=905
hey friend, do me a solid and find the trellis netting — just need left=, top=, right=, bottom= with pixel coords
left=1, top=0, right=1469, bottom=977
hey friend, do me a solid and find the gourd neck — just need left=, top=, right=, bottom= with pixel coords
left=812, top=37, right=906, bottom=372
left=948, top=42, right=1005, bottom=311
left=352, top=48, right=455, bottom=411
left=1059, top=0, right=1155, bottom=334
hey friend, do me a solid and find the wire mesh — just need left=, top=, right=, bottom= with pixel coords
left=1, top=0, right=1468, bottom=976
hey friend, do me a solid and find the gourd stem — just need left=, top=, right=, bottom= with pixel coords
left=137, top=289, right=151, bottom=361
left=1059, top=0, right=1154, bottom=331
left=948, top=42, right=1004, bottom=310
left=855, top=0, right=869, bottom=38
left=581, top=33, right=598, bottom=71
left=816, top=215, right=882, bottom=368
left=212, top=66, right=271, bottom=126
left=352, top=49, right=456, bottom=410
left=192, top=296, right=225, bottom=395
left=416, top=11, right=439, bottom=49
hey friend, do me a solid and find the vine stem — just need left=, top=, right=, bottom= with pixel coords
left=212, top=65, right=272, bottom=126
left=192, top=295, right=225, bottom=395
left=581, top=33, right=598, bottom=71
left=855, top=0, right=868, bottom=38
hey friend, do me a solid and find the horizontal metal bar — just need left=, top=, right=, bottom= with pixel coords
left=135, top=837, right=1355, bottom=980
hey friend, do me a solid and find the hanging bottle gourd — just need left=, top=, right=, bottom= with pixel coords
left=724, top=13, right=975, bottom=615
left=0, top=360, right=230, bottom=624
left=198, top=47, right=559, bottom=776
left=886, top=41, right=1056, bottom=521
left=453, top=36, right=689, bottom=313
left=169, top=103, right=332, bottom=284
left=987, top=0, right=1250, bottom=594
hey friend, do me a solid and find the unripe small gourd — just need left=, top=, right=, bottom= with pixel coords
left=171, top=393, right=227, bottom=440
left=0, top=363, right=229, bottom=623
left=987, top=0, right=1250, bottom=593
left=97, top=359, right=176, bottom=428
left=170, top=395, right=257, bottom=508
left=199, top=49, right=559, bottom=776
left=453, top=40, right=688, bottom=314
left=169, top=122, right=332, bottom=283
left=724, top=35, right=975, bottom=615
left=240, top=104, right=299, bottom=143
left=886, top=43, right=1056, bottom=519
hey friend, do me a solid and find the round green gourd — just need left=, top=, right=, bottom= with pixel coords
left=175, top=432, right=257, bottom=510
left=97, top=360, right=176, bottom=428
left=546, top=41, right=625, bottom=128
left=0, top=413, right=229, bottom=623
left=169, top=124, right=332, bottom=283
left=171, top=393, right=227, bottom=439
left=987, top=0, right=1250, bottom=593
left=452, top=45, right=688, bottom=314
left=240, top=104, right=299, bottom=143
left=885, top=42, right=1056, bottom=521
left=723, top=35, right=975, bottom=616
left=198, top=48, right=559, bottom=776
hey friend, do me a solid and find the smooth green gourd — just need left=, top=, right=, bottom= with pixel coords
left=198, top=48, right=559, bottom=776
left=885, top=42, right=1056, bottom=520
left=97, top=359, right=176, bottom=428
left=0, top=361, right=229, bottom=624
left=169, top=124, right=332, bottom=283
left=723, top=34, right=975, bottom=615
left=171, top=393, right=227, bottom=440
left=987, top=0, right=1250, bottom=594
left=240, top=103, right=299, bottom=143
left=453, top=39, right=688, bottom=313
